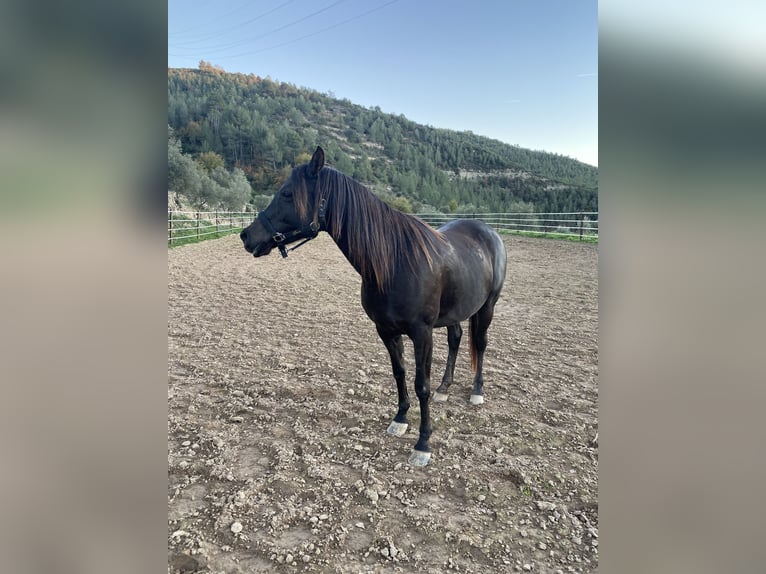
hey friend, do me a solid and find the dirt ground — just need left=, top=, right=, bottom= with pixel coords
left=168, top=232, right=598, bottom=573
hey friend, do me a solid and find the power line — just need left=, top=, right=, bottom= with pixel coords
left=169, top=0, right=298, bottom=43
left=170, top=0, right=263, bottom=37
left=169, top=0, right=350, bottom=55
left=224, top=0, right=401, bottom=59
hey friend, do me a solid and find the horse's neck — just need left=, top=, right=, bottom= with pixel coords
left=324, top=203, right=363, bottom=277
left=323, top=192, right=377, bottom=284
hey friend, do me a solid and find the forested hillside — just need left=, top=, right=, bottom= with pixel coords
left=168, top=63, right=597, bottom=213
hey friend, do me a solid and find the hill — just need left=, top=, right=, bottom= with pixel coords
left=168, top=63, right=597, bottom=213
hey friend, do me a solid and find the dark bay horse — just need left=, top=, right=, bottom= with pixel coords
left=240, top=147, right=507, bottom=466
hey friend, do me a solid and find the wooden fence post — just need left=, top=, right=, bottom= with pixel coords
left=196, top=212, right=200, bottom=241
left=215, top=210, right=219, bottom=234
left=579, top=212, right=584, bottom=241
left=168, top=211, right=172, bottom=246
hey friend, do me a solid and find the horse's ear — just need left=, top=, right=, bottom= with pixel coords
left=309, top=146, right=325, bottom=175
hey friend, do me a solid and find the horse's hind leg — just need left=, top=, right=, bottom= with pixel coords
left=377, top=328, right=410, bottom=437
left=434, top=323, right=462, bottom=402
left=468, top=299, right=498, bottom=405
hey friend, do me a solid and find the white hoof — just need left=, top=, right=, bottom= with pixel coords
left=408, top=450, right=432, bottom=466
left=386, top=421, right=408, bottom=437
left=469, top=394, right=484, bottom=405
left=433, top=392, right=449, bottom=403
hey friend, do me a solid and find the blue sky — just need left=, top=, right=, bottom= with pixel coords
left=169, top=0, right=598, bottom=166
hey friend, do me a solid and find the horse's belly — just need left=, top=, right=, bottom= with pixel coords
left=434, top=253, right=492, bottom=327
left=434, top=272, right=492, bottom=327
left=434, top=297, right=485, bottom=327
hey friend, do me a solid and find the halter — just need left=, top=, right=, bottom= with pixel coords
left=257, top=177, right=326, bottom=258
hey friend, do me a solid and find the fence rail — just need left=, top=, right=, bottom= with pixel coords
left=168, top=211, right=253, bottom=246
left=168, top=210, right=598, bottom=246
left=416, top=211, right=599, bottom=240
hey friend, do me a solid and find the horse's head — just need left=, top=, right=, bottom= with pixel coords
left=240, top=146, right=325, bottom=258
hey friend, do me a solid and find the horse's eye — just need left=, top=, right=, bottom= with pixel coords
left=281, top=189, right=293, bottom=199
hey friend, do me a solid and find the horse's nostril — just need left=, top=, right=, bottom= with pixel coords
left=239, top=230, right=247, bottom=242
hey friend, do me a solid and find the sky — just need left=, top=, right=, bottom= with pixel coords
left=168, top=0, right=598, bottom=166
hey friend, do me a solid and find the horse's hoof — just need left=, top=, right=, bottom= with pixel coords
left=408, top=450, right=431, bottom=466
left=469, top=394, right=484, bottom=405
left=433, top=392, right=449, bottom=403
left=386, top=421, right=408, bottom=437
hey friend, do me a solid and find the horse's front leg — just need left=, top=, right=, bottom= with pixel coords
left=409, top=327, right=434, bottom=466
left=377, top=328, right=410, bottom=437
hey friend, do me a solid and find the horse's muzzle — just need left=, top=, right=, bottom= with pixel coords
left=240, top=230, right=253, bottom=254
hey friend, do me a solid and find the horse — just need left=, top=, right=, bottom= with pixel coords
left=240, top=147, right=507, bottom=466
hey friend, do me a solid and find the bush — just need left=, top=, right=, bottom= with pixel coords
left=389, top=196, right=413, bottom=214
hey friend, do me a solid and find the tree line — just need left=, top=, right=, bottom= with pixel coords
left=168, top=63, right=598, bottom=213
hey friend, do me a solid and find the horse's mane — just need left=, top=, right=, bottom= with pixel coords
left=315, top=167, right=446, bottom=291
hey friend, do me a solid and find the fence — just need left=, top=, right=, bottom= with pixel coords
left=168, top=211, right=253, bottom=246
left=415, top=212, right=599, bottom=240
left=168, top=210, right=598, bottom=246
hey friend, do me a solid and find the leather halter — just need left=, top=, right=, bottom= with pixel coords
left=257, top=178, right=326, bottom=258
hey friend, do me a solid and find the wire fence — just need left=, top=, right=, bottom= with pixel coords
left=416, top=212, right=599, bottom=240
left=168, top=211, right=253, bottom=246
left=168, top=210, right=598, bottom=246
